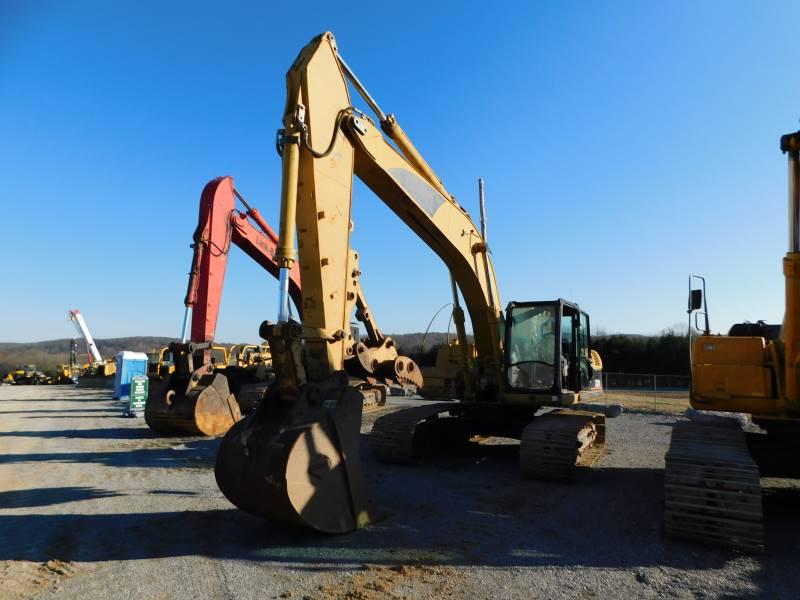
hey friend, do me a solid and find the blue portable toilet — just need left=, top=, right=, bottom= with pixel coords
left=114, top=351, right=149, bottom=399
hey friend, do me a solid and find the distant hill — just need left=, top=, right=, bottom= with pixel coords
left=0, top=330, right=687, bottom=377
left=0, top=333, right=458, bottom=375
left=0, top=337, right=180, bottom=375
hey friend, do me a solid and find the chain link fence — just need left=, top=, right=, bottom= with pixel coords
left=600, top=372, right=690, bottom=413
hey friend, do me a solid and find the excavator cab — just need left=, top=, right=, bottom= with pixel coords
left=505, top=300, right=595, bottom=399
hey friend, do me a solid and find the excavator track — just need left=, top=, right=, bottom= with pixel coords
left=369, top=403, right=459, bottom=463
left=520, top=410, right=606, bottom=481
left=663, top=420, right=764, bottom=552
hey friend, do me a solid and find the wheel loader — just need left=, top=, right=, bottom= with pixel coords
left=213, top=32, right=608, bottom=534
left=666, top=130, right=800, bottom=552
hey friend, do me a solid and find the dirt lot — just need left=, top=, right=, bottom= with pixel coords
left=1, top=385, right=799, bottom=599
left=602, top=390, right=690, bottom=414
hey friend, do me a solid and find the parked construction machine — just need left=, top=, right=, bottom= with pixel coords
left=214, top=32, right=606, bottom=533
left=228, top=344, right=270, bottom=369
left=55, top=339, right=81, bottom=384
left=69, top=310, right=115, bottom=380
left=665, top=130, right=800, bottom=552
left=146, top=176, right=422, bottom=437
left=147, top=347, right=175, bottom=379
left=7, top=364, right=50, bottom=385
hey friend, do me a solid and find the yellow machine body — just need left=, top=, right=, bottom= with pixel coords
left=691, top=199, right=800, bottom=419
left=665, top=133, right=800, bottom=552
left=690, top=336, right=779, bottom=414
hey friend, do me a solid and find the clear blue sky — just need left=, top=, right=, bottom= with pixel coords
left=1, top=1, right=798, bottom=343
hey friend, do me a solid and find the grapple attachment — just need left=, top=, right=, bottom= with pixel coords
left=214, top=322, right=370, bottom=533
left=145, top=344, right=241, bottom=436
left=345, top=337, right=424, bottom=390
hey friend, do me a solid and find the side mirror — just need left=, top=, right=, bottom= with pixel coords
left=688, top=289, right=703, bottom=312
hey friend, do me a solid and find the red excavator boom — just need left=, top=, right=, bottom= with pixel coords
left=145, top=176, right=301, bottom=437
left=185, top=176, right=302, bottom=344
left=145, top=175, right=420, bottom=437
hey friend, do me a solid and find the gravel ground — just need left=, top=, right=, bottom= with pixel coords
left=0, top=385, right=799, bottom=599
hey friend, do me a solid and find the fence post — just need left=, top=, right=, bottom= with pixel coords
left=653, top=374, right=658, bottom=410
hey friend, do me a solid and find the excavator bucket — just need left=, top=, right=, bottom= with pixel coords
left=214, top=323, right=370, bottom=533
left=145, top=348, right=241, bottom=436
left=215, top=371, right=369, bottom=533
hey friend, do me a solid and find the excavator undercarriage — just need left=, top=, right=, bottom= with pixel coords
left=370, top=404, right=605, bottom=481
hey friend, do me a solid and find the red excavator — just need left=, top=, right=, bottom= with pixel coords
left=144, top=176, right=298, bottom=436
left=146, top=176, right=422, bottom=436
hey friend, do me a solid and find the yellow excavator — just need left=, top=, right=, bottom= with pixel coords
left=228, top=344, right=268, bottom=369
left=55, top=340, right=81, bottom=384
left=214, top=32, right=607, bottom=533
left=667, top=130, right=800, bottom=552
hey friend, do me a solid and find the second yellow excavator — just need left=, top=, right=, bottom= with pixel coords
left=666, top=131, right=800, bottom=552
left=214, top=32, right=608, bottom=533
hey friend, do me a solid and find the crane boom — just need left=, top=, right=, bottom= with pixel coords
left=69, top=310, right=103, bottom=364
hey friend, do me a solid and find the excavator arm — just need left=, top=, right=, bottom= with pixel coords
left=272, top=32, right=502, bottom=395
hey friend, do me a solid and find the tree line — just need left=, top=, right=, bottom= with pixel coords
left=394, top=329, right=690, bottom=375
left=587, top=329, right=689, bottom=375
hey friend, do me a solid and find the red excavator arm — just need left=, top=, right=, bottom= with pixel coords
left=183, top=176, right=302, bottom=344
left=145, top=176, right=302, bottom=437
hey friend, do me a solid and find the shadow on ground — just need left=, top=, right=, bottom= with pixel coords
left=0, top=428, right=172, bottom=440
left=0, top=486, right=121, bottom=508
left=0, top=409, right=115, bottom=415
left=2, top=441, right=797, bottom=580
left=0, top=438, right=222, bottom=469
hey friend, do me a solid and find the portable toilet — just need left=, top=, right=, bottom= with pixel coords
left=113, top=351, right=149, bottom=399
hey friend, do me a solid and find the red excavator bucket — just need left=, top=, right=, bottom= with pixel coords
left=145, top=362, right=241, bottom=436
left=215, top=368, right=370, bottom=533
